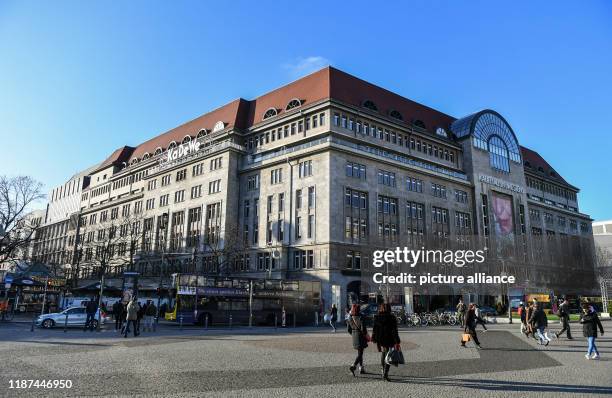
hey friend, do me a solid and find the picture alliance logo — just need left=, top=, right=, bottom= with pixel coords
left=166, top=140, right=201, bottom=162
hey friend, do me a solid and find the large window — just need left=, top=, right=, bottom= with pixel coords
left=488, top=135, right=510, bottom=172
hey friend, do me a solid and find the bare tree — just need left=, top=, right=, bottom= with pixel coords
left=200, top=223, right=246, bottom=276
left=0, top=176, right=45, bottom=260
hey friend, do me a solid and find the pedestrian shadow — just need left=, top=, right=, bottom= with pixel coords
left=16, top=340, right=110, bottom=347
left=393, top=376, right=612, bottom=394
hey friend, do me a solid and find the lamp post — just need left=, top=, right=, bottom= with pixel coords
left=156, top=212, right=169, bottom=323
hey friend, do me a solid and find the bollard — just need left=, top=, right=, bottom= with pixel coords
left=315, top=311, right=319, bottom=326
left=64, top=313, right=69, bottom=333
left=31, top=316, right=35, bottom=332
left=205, top=314, right=209, bottom=329
left=153, top=317, right=157, bottom=332
left=293, top=313, right=296, bottom=328
left=281, top=309, right=286, bottom=328
left=274, top=314, right=278, bottom=330
left=179, top=314, right=183, bottom=331
left=229, top=315, right=233, bottom=329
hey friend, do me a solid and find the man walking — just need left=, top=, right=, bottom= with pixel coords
left=474, top=304, right=488, bottom=331
left=113, top=300, right=123, bottom=332
left=456, top=298, right=466, bottom=328
left=84, top=297, right=98, bottom=332
left=124, top=297, right=139, bottom=338
left=144, top=300, right=157, bottom=332
left=529, top=302, right=551, bottom=346
left=556, top=298, right=573, bottom=339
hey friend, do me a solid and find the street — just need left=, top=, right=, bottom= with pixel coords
left=0, top=321, right=611, bottom=397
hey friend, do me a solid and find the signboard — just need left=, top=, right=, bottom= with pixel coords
left=178, top=286, right=196, bottom=295
left=165, top=141, right=201, bottom=163
left=478, top=174, right=525, bottom=194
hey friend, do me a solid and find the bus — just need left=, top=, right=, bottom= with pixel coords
left=164, top=274, right=321, bottom=326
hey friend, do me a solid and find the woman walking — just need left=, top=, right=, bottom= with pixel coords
left=372, top=303, right=401, bottom=381
left=580, top=303, right=604, bottom=360
left=329, top=304, right=338, bottom=332
left=461, top=303, right=482, bottom=349
left=347, top=304, right=368, bottom=376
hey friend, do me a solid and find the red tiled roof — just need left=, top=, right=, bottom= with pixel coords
left=102, top=66, right=458, bottom=166
left=520, top=146, right=576, bottom=189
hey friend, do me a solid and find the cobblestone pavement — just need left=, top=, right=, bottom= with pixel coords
left=0, top=322, right=611, bottom=397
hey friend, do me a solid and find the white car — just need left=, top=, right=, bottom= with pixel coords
left=36, top=307, right=110, bottom=329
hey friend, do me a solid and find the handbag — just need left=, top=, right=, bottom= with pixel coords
left=462, top=333, right=471, bottom=343
left=385, top=347, right=405, bottom=367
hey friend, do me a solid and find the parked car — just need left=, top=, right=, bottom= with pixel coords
left=36, top=307, right=110, bottom=329
left=477, top=306, right=498, bottom=317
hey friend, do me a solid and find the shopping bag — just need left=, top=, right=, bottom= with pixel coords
left=385, top=348, right=405, bottom=367
left=462, top=333, right=471, bottom=343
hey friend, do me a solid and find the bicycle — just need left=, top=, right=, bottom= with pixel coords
left=0, top=301, right=14, bottom=321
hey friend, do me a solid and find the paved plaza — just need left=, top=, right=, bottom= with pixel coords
left=0, top=321, right=610, bottom=397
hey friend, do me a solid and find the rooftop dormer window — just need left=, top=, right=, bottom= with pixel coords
left=197, top=129, right=208, bottom=139
left=362, top=100, right=378, bottom=112
left=182, top=135, right=192, bottom=144
left=168, top=141, right=177, bottom=150
left=413, top=120, right=426, bottom=129
left=154, top=147, right=163, bottom=156
left=263, top=108, right=278, bottom=120
left=285, top=98, right=302, bottom=110
left=389, top=109, right=403, bottom=120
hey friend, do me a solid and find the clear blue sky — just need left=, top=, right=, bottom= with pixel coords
left=1, top=1, right=611, bottom=220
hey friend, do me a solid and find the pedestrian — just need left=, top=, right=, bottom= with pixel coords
left=525, top=302, right=536, bottom=339
left=347, top=304, right=368, bottom=376
left=456, top=298, right=466, bottom=327
left=474, top=304, right=488, bottom=331
left=460, top=303, right=482, bottom=349
left=136, top=301, right=145, bottom=335
left=329, top=304, right=338, bottom=332
left=556, top=298, right=573, bottom=339
left=145, top=300, right=157, bottom=332
left=344, top=306, right=351, bottom=324
left=580, top=303, right=604, bottom=360
left=124, top=297, right=139, bottom=338
left=529, top=302, right=551, bottom=346
left=518, top=302, right=527, bottom=335
left=112, top=300, right=123, bottom=331
left=84, top=297, right=98, bottom=332
left=372, top=303, right=401, bottom=382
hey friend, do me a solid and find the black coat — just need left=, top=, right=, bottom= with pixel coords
left=86, top=300, right=98, bottom=315
left=529, top=308, right=548, bottom=329
left=580, top=312, right=604, bottom=338
left=347, top=315, right=368, bottom=349
left=372, top=313, right=400, bottom=350
left=464, top=309, right=483, bottom=330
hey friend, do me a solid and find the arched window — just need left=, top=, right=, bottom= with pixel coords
left=182, top=135, right=191, bottom=144
left=130, top=158, right=139, bottom=165
left=488, top=135, right=510, bottom=172
left=263, top=108, right=278, bottom=120
left=362, top=100, right=378, bottom=112
left=154, top=147, right=163, bottom=155
left=389, top=110, right=403, bottom=120
left=524, top=161, right=531, bottom=168
left=168, top=141, right=177, bottom=149
left=197, top=129, right=208, bottom=139
left=142, top=153, right=150, bottom=160
left=413, top=120, right=426, bottom=129
left=285, top=98, right=302, bottom=110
